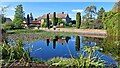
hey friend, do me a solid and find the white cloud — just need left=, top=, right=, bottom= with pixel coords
left=11, top=8, right=15, bottom=11
left=72, top=9, right=84, bottom=13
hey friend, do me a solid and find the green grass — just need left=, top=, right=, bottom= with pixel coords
left=7, top=29, right=44, bottom=33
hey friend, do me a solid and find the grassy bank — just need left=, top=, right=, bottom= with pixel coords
left=6, top=29, right=82, bottom=42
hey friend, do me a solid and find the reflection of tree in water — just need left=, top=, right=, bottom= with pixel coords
left=55, top=36, right=58, bottom=41
left=65, top=36, right=71, bottom=43
left=100, top=36, right=120, bottom=62
left=46, top=39, right=49, bottom=46
left=75, top=36, right=80, bottom=51
left=82, top=37, right=103, bottom=46
left=53, top=39, right=56, bottom=49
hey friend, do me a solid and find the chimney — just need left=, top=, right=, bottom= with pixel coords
left=62, top=12, right=64, bottom=14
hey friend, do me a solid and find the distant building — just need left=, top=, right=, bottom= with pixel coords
left=5, top=18, right=12, bottom=22
left=38, top=12, right=72, bottom=23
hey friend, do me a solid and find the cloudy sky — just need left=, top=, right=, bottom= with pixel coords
left=0, top=2, right=115, bottom=20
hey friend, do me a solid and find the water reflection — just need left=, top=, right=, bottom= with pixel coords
left=46, top=39, right=49, bottom=46
left=100, top=36, right=120, bottom=62
left=75, top=36, right=80, bottom=51
left=65, top=36, right=71, bottom=43
left=53, top=39, right=56, bottom=49
left=19, top=36, right=118, bottom=66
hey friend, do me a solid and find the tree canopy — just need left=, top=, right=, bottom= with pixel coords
left=13, top=4, right=25, bottom=28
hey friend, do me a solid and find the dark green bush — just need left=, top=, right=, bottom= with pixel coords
left=2, top=22, right=15, bottom=30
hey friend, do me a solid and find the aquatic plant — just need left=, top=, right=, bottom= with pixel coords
left=47, top=46, right=105, bottom=67
left=1, top=39, right=31, bottom=67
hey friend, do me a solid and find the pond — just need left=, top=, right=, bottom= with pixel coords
left=21, top=36, right=118, bottom=66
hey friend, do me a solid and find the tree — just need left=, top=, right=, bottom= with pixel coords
left=13, top=4, right=25, bottom=28
left=85, top=6, right=97, bottom=18
left=0, top=5, right=9, bottom=24
left=84, top=6, right=97, bottom=28
left=30, top=13, right=33, bottom=21
left=53, top=12, right=57, bottom=26
left=27, top=14, right=30, bottom=28
left=47, top=13, right=50, bottom=29
left=1, top=15, right=6, bottom=24
left=112, top=1, right=120, bottom=12
left=76, top=12, right=81, bottom=29
left=97, top=7, right=105, bottom=23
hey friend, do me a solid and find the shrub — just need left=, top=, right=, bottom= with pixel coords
left=41, top=22, right=47, bottom=28
left=72, top=24, right=76, bottom=27
left=60, top=24, right=64, bottom=28
left=76, top=12, right=81, bottom=29
left=64, top=22, right=69, bottom=26
left=69, top=23, right=72, bottom=27
left=2, top=22, right=15, bottom=30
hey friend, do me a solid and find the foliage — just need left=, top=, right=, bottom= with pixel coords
left=0, top=5, right=9, bottom=24
left=100, top=36, right=120, bottom=62
left=102, top=1, right=120, bottom=37
left=32, top=59, right=45, bottom=63
left=72, top=24, right=76, bottom=27
left=83, top=6, right=97, bottom=29
left=97, top=7, right=105, bottom=23
left=41, top=22, right=47, bottom=28
left=43, top=19, right=48, bottom=23
left=85, top=6, right=97, bottom=18
left=68, top=23, right=72, bottom=27
left=30, top=13, right=33, bottom=21
left=53, top=12, right=57, bottom=26
left=1, top=22, right=15, bottom=30
left=102, top=11, right=120, bottom=37
left=47, top=13, right=50, bottom=29
left=7, top=29, right=44, bottom=33
left=112, top=1, right=120, bottom=12
left=76, top=12, right=81, bottom=29
left=64, top=21, right=69, bottom=26
left=6, top=30, right=82, bottom=42
left=1, top=16, right=6, bottom=24
left=47, top=46, right=105, bottom=67
left=1, top=39, right=31, bottom=66
left=27, top=14, right=30, bottom=27
left=58, top=18, right=63, bottom=24
left=13, top=4, right=25, bottom=28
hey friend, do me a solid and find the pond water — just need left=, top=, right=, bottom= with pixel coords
left=23, top=36, right=118, bottom=66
